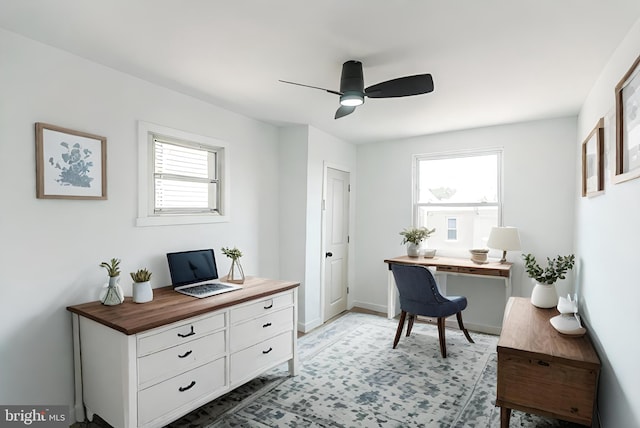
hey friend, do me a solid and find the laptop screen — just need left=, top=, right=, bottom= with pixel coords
left=166, top=249, right=219, bottom=287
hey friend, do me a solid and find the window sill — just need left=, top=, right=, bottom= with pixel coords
left=136, top=214, right=229, bottom=227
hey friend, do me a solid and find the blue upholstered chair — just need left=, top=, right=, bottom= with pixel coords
left=390, top=263, right=474, bottom=357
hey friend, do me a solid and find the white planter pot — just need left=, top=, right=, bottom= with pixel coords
left=530, top=281, right=558, bottom=308
left=406, top=243, right=421, bottom=257
left=133, top=281, right=153, bottom=303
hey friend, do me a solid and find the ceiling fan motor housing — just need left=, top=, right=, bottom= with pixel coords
left=339, top=60, right=365, bottom=106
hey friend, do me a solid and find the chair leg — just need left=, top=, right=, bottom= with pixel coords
left=406, top=314, right=415, bottom=337
left=437, top=317, right=447, bottom=358
left=456, top=312, right=474, bottom=343
left=393, top=311, right=407, bottom=349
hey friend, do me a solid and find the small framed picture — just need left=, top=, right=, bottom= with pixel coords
left=614, top=54, right=640, bottom=184
left=35, top=123, right=107, bottom=199
left=582, top=118, right=604, bottom=197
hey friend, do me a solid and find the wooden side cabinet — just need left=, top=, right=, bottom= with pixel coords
left=496, top=297, right=600, bottom=427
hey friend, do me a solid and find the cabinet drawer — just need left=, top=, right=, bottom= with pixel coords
left=138, top=330, right=226, bottom=389
left=497, top=353, right=598, bottom=425
left=137, top=312, right=225, bottom=356
left=230, top=291, right=293, bottom=324
left=230, top=307, right=293, bottom=352
left=138, top=357, right=226, bottom=426
left=230, top=330, right=293, bottom=385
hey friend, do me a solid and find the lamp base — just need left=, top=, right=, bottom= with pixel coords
left=499, top=250, right=508, bottom=264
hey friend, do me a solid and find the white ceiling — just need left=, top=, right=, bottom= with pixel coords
left=2, top=1, right=640, bottom=144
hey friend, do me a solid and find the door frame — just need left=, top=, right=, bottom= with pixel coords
left=320, top=162, right=353, bottom=324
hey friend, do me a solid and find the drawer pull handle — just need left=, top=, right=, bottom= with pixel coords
left=178, top=380, right=196, bottom=392
left=264, top=303, right=273, bottom=309
left=178, top=350, right=193, bottom=359
left=537, top=360, right=550, bottom=367
left=177, top=326, right=195, bottom=338
left=262, top=347, right=273, bottom=354
left=263, top=322, right=272, bottom=328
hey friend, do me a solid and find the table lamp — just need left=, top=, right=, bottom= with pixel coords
left=487, top=226, right=521, bottom=263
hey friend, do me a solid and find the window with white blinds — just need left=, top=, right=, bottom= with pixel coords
left=153, top=138, right=219, bottom=214
left=136, top=121, right=229, bottom=227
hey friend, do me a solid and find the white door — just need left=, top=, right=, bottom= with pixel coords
left=323, top=167, right=350, bottom=321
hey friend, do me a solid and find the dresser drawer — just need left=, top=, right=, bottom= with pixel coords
left=138, top=357, right=226, bottom=426
left=497, top=353, right=598, bottom=425
left=230, top=291, right=293, bottom=324
left=138, top=330, right=226, bottom=389
left=137, top=312, right=225, bottom=357
left=230, top=330, right=293, bottom=385
left=230, top=307, right=293, bottom=352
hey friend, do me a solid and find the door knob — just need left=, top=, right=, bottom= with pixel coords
left=325, top=252, right=333, bottom=258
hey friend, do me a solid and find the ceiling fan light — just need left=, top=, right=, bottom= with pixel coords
left=340, top=92, right=364, bottom=107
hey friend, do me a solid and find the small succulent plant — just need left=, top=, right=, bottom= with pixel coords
left=130, top=268, right=152, bottom=283
left=99, top=258, right=121, bottom=277
left=221, top=247, right=243, bottom=260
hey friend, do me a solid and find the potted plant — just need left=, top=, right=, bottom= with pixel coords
left=130, top=268, right=153, bottom=303
left=221, top=246, right=245, bottom=284
left=99, top=258, right=125, bottom=305
left=523, top=253, right=575, bottom=308
left=400, top=226, right=436, bottom=257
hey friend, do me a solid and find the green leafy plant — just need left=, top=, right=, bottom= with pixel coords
left=523, top=253, right=575, bottom=285
left=99, top=258, right=121, bottom=277
left=221, top=247, right=243, bottom=260
left=130, top=268, right=152, bottom=283
left=399, top=226, right=436, bottom=245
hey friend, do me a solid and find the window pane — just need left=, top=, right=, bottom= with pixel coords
left=447, top=218, right=457, bottom=228
left=417, top=154, right=498, bottom=204
left=417, top=206, right=498, bottom=250
left=154, top=141, right=210, bottom=179
left=155, top=178, right=209, bottom=209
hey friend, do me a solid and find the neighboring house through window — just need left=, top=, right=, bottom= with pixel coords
left=413, top=149, right=502, bottom=254
left=137, top=121, right=229, bottom=226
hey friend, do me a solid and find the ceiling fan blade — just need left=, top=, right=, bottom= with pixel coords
left=279, top=80, right=342, bottom=96
left=335, top=105, right=356, bottom=119
left=365, top=74, right=434, bottom=98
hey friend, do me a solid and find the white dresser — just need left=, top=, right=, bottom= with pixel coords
left=68, top=277, right=299, bottom=428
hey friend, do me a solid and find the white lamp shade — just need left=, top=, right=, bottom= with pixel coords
left=487, top=227, right=521, bottom=251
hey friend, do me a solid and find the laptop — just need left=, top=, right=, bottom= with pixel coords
left=166, top=249, right=242, bottom=298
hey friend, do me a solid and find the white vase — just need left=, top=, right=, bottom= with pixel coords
left=406, top=242, right=421, bottom=257
left=530, top=281, right=558, bottom=308
left=100, top=276, right=125, bottom=305
left=133, top=280, right=153, bottom=303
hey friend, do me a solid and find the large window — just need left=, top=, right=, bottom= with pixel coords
left=414, top=150, right=502, bottom=253
left=137, top=122, right=229, bottom=226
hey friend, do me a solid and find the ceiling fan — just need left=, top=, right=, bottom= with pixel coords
left=279, top=60, right=434, bottom=119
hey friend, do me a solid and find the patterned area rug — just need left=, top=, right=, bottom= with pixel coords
left=165, top=312, right=581, bottom=428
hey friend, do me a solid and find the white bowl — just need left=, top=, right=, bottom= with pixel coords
left=423, top=249, right=437, bottom=258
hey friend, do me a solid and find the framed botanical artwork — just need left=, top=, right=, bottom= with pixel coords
left=581, top=118, right=604, bottom=197
left=35, top=123, right=107, bottom=199
left=614, top=54, right=640, bottom=184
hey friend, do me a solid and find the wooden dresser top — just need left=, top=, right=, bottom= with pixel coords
left=67, top=277, right=299, bottom=335
left=497, top=297, right=600, bottom=369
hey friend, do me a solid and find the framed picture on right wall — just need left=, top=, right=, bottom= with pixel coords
left=614, top=54, right=640, bottom=184
left=582, top=118, right=604, bottom=197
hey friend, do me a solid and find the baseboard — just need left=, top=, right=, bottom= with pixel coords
left=298, top=317, right=323, bottom=334
left=350, top=300, right=387, bottom=314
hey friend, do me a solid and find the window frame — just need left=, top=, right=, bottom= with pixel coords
left=446, top=216, right=458, bottom=241
left=137, top=121, right=230, bottom=227
left=412, top=148, right=503, bottom=251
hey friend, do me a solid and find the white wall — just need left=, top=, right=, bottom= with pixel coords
left=277, top=125, right=357, bottom=332
left=576, top=17, right=640, bottom=428
left=0, top=29, right=281, bottom=409
left=353, top=118, right=577, bottom=331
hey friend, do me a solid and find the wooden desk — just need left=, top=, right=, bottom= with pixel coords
left=384, top=255, right=512, bottom=319
left=496, top=297, right=600, bottom=427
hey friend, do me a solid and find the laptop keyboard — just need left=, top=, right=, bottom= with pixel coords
left=186, top=283, right=233, bottom=296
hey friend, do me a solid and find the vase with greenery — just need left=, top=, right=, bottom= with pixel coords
left=99, top=258, right=124, bottom=305
left=130, top=268, right=153, bottom=303
left=523, top=253, right=575, bottom=308
left=221, top=246, right=245, bottom=284
left=400, top=226, right=436, bottom=257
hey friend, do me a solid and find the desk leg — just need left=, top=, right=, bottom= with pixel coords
left=71, top=313, right=86, bottom=422
left=500, top=407, right=511, bottom=428
left=387, top=270, right=395, bottom=319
